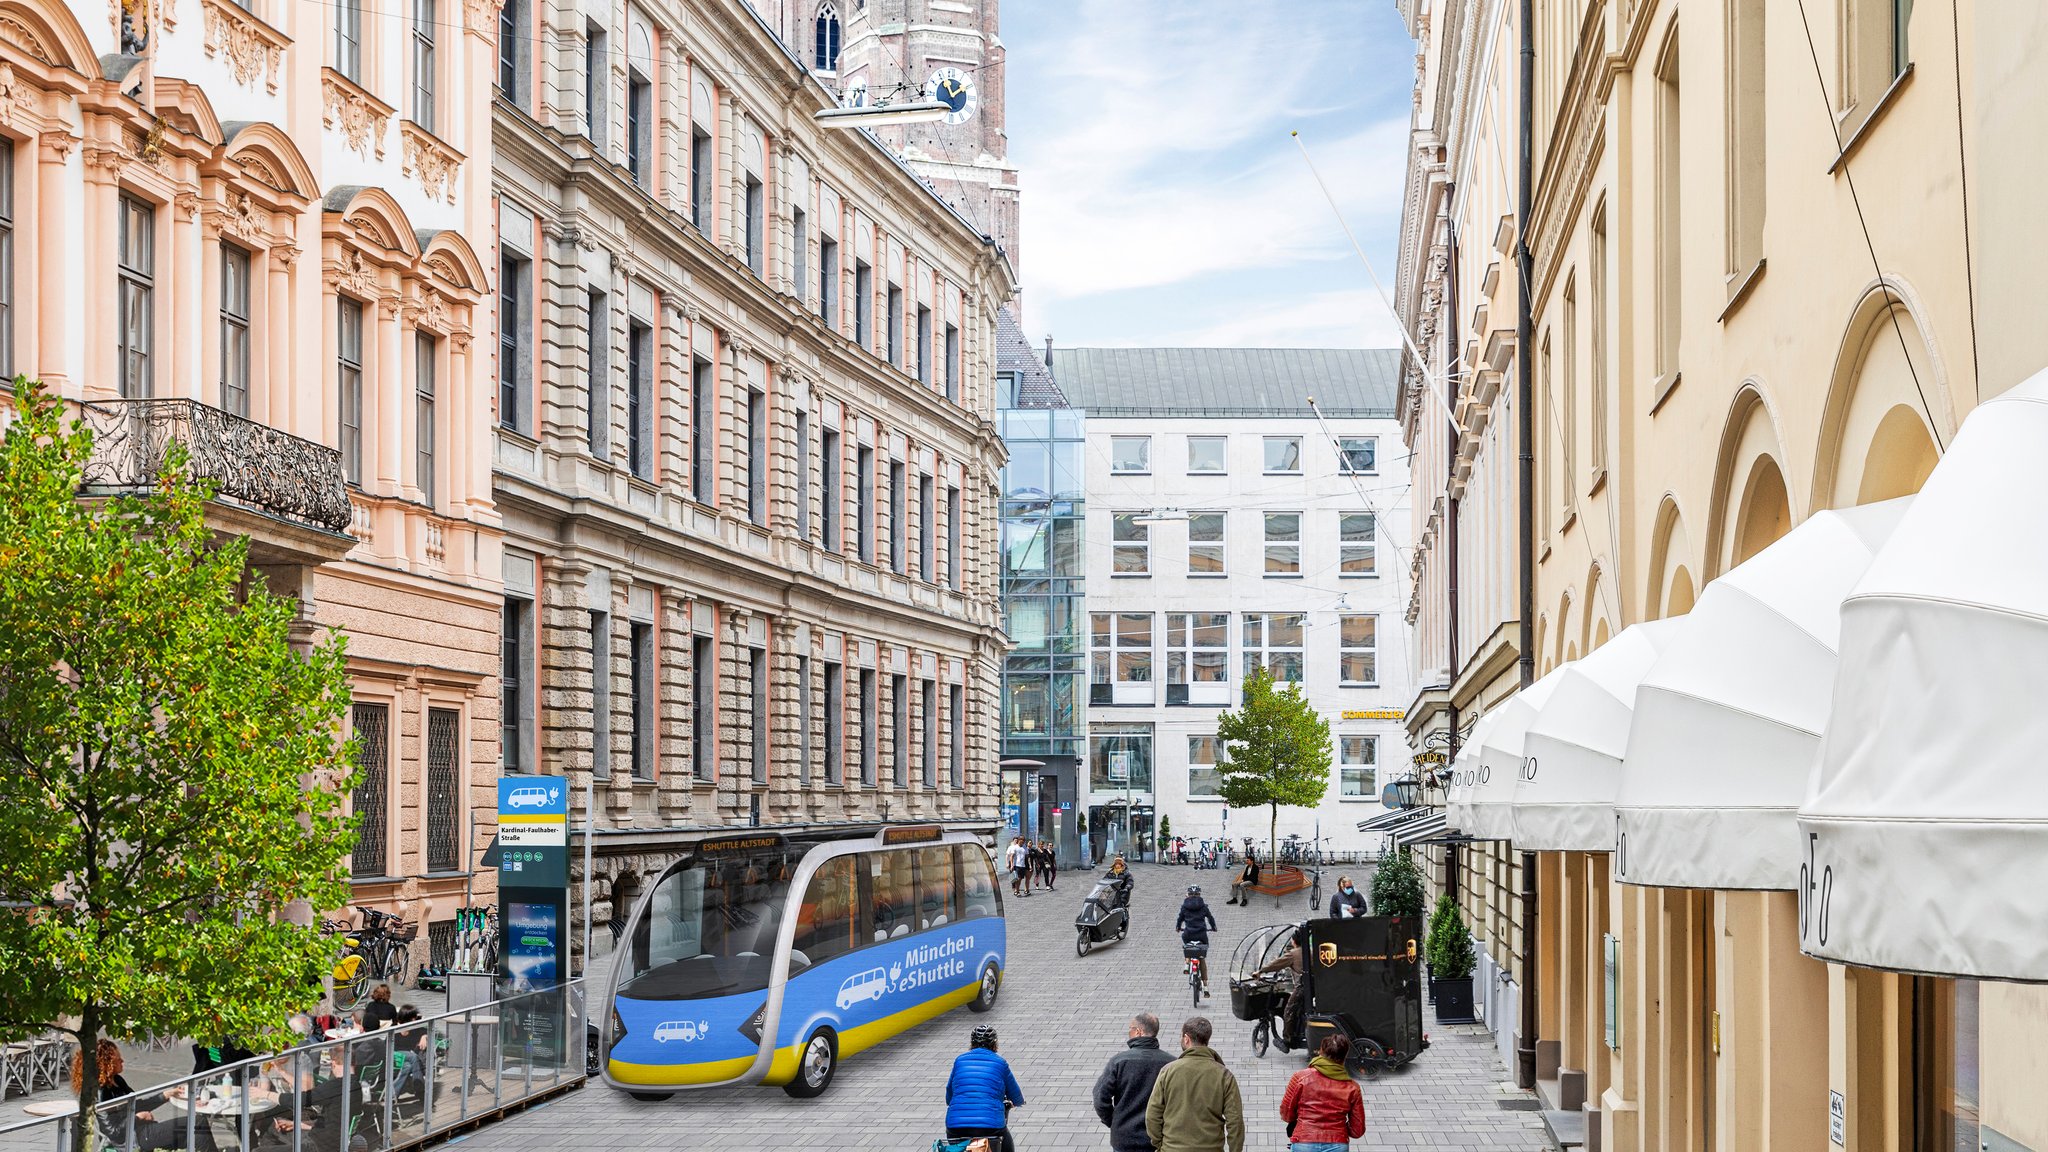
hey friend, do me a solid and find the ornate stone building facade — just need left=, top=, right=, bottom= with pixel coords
left=6, top=0, right=503, bottom=963
left=489, top=0, right=1014, bottom=966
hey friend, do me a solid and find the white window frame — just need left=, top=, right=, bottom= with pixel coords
left=1339, top=735, right=1378, bottom=800
left=1339, top=613, right=1379, bottom=686
left=1340, top=512, right=1378, bottom=578
left=1242, top=612, right=1304, bottom=684
left=1187, top=510, right=1225, bottom=576
left=1188, top=734, right=1223, bottom=800
left=1186, top=435, right=1227, bottom=474
left=1109, top=435, right=1151, bottom=474
left=1166, top=612, right=1230, bottom=706
left=1337, top=435, right=1379, bottom=475
left=1262, top=435, right=1302, bottom=474
left=1111, top=512, right=1149, bottom=576
left=1091, top=611, right=1154, bottom=706
left=1263, top=511, right=1302, bottom=576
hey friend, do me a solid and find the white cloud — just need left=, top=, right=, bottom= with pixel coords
left=1009, top=1, right=1412, bottom=312
left=1092, top=289, right=1409, bottom=351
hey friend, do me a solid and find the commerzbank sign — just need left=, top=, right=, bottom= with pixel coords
left=1340, top=709, right=1406, bottom=721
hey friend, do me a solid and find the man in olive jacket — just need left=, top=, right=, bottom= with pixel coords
left=1094, top=1013, right=1176, bottom=1151
left=1143, top=1017, right=1245, bottom=1152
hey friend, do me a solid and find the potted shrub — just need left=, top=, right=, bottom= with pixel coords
left=1157, top=815, right=1173, bottom=861
left=1427, top=893, right=1479, bottom=1023
left=1370, top=847, right=1427, bottom=923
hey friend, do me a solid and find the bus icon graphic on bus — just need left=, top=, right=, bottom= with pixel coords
left=836, top=969, right=889, bottom=1010
left=653, top=1020, right=708, bottom=1043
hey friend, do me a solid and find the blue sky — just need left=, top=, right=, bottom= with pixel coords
left=1003, top=1, right=1419, bottom=350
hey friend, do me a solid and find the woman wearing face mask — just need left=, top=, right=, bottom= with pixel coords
left=1327, top=875, right=1368, bottom=919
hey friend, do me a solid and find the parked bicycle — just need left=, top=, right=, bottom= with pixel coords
left=326, top=907, right=417, bottom=1010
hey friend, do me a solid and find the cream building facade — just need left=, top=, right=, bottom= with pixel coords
left=1400, top=1, right=2048, bottom=1150
left=1393, top=0, right=1539, bottom=1083
left=488, top=0, right=1014, bottom=967
left=3, top=0, right=504, bottom=962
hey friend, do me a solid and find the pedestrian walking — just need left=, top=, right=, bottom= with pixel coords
left=945, top=1025, right=1024, bottom=1152
left=1327, top=876, right=1368, bottom=919
left=1006, top=837, right=1030, bottom=898
left=1143, top=1017, right=1244, bottom=1152
left=1038, top=841, right=1058, bottom=891
left=1225, top=850, right=1260, bottom=905
left=1278, top=1035, right=1366, bottom=1151
left=1093, top=1013, right=1175, bottom=1152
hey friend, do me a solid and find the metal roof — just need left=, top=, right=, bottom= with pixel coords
left=997, top=308, right=1069, bottom=408
left=1048, top=347, right=1401, bottom=419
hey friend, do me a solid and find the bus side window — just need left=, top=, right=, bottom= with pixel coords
left=957, top=845, right=1000, bottom=921
left=916, top=846, right=954, bottom=929
left=873, top=852, right=915, bottom=940
left=796, top=857, right=857, bottom=966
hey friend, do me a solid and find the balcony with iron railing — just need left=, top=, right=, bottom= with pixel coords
left=79, top=399, right=354, bottom=548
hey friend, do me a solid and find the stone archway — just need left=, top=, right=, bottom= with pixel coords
left=1646, top=496, right=1697, bottom=620
left=1732, top=454, right=1792, bottom=566
left=1812, top=280, right=1953, bottom=511
left=1706, top=385, right=1797, bottom=578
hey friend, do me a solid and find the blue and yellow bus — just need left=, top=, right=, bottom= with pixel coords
left=602, top=825, right=1005, bottom=1099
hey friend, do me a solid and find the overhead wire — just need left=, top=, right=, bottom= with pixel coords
left=1792, top=0, right=1946, bottom=453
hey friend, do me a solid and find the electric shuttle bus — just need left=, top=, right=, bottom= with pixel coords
left=602, top=825, right=1006, bottom=1099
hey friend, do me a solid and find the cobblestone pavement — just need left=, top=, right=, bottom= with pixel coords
left=459, top=862, right=1549, bottom=1152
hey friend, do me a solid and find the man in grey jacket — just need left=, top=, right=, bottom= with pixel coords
left=1092, top=1014, right=1175, bottom=1152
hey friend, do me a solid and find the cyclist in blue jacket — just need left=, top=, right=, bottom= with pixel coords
left=946, top=1025, right=1025, bottom=1152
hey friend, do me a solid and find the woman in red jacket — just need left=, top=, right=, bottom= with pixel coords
left=1278, top=1034, right=1366, bottom=1151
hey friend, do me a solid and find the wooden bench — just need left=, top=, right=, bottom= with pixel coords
left=1244, top=864, right=1311, bottom=904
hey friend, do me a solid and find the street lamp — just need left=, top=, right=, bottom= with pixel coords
left=813, top=101, right=950, bottom=129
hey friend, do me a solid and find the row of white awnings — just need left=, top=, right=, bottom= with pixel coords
left=1438, top=372, right=2048, bottom=982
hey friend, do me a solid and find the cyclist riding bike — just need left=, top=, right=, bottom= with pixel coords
left=1175, top=885, right=1218, bottom=998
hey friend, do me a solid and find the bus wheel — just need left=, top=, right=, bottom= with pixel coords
left=783, top=1029, right=838, bottom=1098
left=627, top=1092, right=674, bottom=1102
left=968, top=963, right=1001, bottom=1013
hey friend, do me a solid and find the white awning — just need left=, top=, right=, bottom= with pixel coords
left=1463, top=670, right=1566, bottom=842
left=1511, top=620, right=1686, bottom=853
left=1799, top=376, right=2048, bottom=979
left=1613, top=498, right=1910, bottom=890
left=1444, top=711, right=1499, bottom=834
left=1358, top=807, right=1429, bottom=834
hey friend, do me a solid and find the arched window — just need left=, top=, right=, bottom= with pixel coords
left=814, top=3, right=840, bottom=71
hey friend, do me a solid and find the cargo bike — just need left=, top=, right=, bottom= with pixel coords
left=1225, top=915, right=1428, bottom=1078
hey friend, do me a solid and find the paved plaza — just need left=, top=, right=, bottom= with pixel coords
left=464, top=862, right=1550, bottom=1151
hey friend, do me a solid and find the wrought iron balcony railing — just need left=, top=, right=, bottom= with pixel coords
left=80, top=399, right=353, bottom=534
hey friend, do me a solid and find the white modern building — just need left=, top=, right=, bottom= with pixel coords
left=1050, top=349, right=1414, bottom=863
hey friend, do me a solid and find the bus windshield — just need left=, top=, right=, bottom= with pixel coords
left=622, top=842, right=802, bottom=1002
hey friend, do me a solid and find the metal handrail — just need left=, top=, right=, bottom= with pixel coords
left=0, top=980, right=585, bottom=1152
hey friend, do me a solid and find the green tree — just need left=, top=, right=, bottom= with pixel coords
left=1215, top=667, right=1333, bottom=862
left=1370, top=846, right=1427, bottom=923
left=0, top=382, right=357, bottom=1140
left=1426, top=893, right=1477, bottom=979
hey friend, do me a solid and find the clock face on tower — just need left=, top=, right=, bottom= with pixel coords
left=925, top=66, right=977, bottom=126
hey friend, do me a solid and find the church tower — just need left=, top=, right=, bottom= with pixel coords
left=794, top=0, right=1023, bottom=278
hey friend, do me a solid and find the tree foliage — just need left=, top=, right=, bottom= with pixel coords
left=1370, top=846, right=1427, bottom=923
left=0, top=382, right=357, bottom=1135
left=1427, top=893, right=1477, bottom=980
left=1215, top=667, right=1333, bottom=859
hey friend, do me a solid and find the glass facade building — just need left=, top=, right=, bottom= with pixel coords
left=997, top=368, right=1088, bottom=864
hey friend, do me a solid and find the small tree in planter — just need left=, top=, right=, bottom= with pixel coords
left=1426, top=894, right=1479, bottom=1023
left=1075, top=813, right=1090, bottom=865
left=1370, top=847, right=1427, bottom=924
left=1156, top=815, right=1172, bottom=859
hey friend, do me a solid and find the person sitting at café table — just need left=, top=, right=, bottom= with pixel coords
left=256, top=1047, right=354, bottom=1152
left=356, top=985, right=398, bottom=1031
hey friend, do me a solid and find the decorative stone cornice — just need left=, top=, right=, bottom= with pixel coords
left=201, top=0, right=285, bottom=93
left=208, top=190, right=265, bottom=242
left=326, top=247, right=382, bottom=299
left=400, top=121, right=462, bottom=205
left=463, top=0, right=504, bottom=36
left=321, top=68, right=392, bottom=161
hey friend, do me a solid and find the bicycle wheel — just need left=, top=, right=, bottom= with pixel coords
left=1251, top=1019, right=1270, bottom=1057
left=1190, top=971, right=1201, bottom=1008
left=390, top=944, right=415, bottom=988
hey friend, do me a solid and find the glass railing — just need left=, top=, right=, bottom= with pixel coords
left=0, top=981, right=584, bottom=1152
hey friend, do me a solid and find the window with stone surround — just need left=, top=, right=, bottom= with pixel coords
left=922, top=679, right=937, bottom=788
left=891, top=672, right=908, bottom=787
left=590, top=610, right=611, bottom=780
left=220, top=244, right=251, bottom=418
left=949, top=682, right=964, bottom=789
left=751, top=647, right=768, bottom=785
left=411, top=0, right=436, bottom=133
left=824, top=659, right=844, bottom=784
left=631, top=621, right=655, bottom=780
left=747, top=388, right=768, bottom=525
left=691, top=634, right=714, bottom=782
left=338, top=297, right=363, bottom=483
left=859, top=667, right=877, bottom=786
left=117, top=196, right=153, bottom=399
left=690, top=356, right=713, bottom=503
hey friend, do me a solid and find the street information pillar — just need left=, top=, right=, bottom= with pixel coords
left=496, top=775, right=570, bottom=1071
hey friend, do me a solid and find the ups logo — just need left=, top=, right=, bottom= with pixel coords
left=1318, top=942, right=1338, bottom=968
